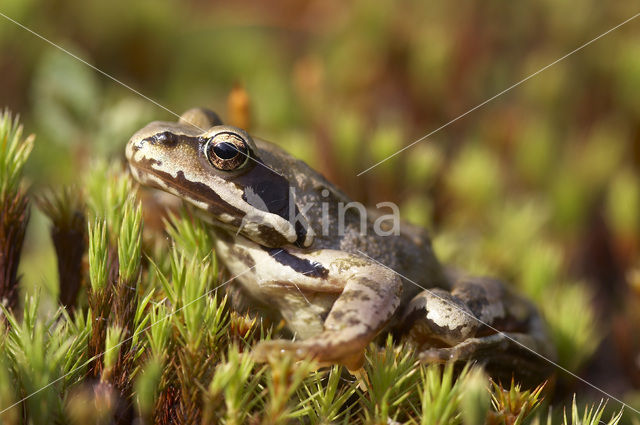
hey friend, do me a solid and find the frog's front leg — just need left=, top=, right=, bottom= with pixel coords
left=252, top=250, right=403, bottom=370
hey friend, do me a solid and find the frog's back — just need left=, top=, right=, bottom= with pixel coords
left=336, top=218, right=449, bottom=302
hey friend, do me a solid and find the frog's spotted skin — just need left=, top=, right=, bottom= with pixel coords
left=127, top=108, right=555, bottom=380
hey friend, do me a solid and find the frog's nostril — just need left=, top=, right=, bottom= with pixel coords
left=127, top=138, right=146, bottom=155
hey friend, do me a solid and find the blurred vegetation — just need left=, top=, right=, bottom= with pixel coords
left=0, top=0, right=639, bottom=423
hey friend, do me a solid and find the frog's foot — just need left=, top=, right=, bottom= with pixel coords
left=253, top=337, right=366, bottom=371
left=418, top=332, right=554, bottom=364
left=418, top=333, right=555, bottom=387
left=402, top=272, right=556, bottom=386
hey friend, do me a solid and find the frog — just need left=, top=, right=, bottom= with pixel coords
left=126, top=108, right=555, bottom=384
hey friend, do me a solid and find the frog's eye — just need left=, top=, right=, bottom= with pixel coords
left=205, top=132, right=250, bottom=171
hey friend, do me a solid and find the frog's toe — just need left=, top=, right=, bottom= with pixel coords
left=252, top=339, right=365, bottom=371
left=418, top=334, right=555, bottom=387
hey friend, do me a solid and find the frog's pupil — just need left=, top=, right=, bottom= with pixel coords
left=213, top=142, right=241, bottom=160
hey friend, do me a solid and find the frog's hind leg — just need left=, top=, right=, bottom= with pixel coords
left=253, top=265, right=403, bottom=371
left=401, top=272, right=555, bottom=386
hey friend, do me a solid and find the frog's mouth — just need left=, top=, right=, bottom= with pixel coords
left=129, top=157, right=313, bottom=248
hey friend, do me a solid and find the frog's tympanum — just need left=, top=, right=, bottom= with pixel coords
left=127, top=108, right=555, bottom=384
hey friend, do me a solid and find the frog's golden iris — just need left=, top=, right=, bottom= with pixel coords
left=204, top=131, right=250, bottom=171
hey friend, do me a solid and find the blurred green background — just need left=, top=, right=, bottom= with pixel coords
left=1, top=0, right=639, bottom=412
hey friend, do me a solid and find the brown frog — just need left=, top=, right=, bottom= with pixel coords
left=126, top=108, right=555, bottom=383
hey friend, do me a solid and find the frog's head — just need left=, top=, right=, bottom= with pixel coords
left=126, top=108, right=312, bottom=248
